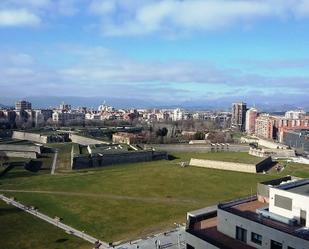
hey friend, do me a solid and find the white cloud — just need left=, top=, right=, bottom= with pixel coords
left=88, top=0, right=309, bottom=36
left=0, top=9, right=41, bottom=27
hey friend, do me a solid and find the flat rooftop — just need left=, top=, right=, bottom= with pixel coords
left=286, top=183, right=309, bottom=197
left=193, top=217, right=255, bottom=249
left=222, top=199, right=308, bottom=240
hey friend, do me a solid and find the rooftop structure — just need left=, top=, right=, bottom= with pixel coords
left=185, top=177, right=309, bottom=249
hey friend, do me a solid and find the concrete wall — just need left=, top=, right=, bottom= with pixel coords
left=0, top=144, right=41, bottom=154
left=217, top=208, right=309, bottom=249
left=12, top=131, right=48, bottom=144
left=189, top=158, right=257, bottom=173
left=269, top=188, right=309, bottom=227
left=69, top=134, right=108, bottom=146
left=255, top=156, right=273, bottom=172
left=184, top=231, right=219, bottom=249
left=258, top=138, right=288, bottom=149
left=249, top=147, right=295, bottom=158
left=0, top=151, right=37, bottom=159
left=72, top=151, right=168, bottom=170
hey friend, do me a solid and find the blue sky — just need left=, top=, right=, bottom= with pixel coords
left=0, top=0, right=309, bottom=107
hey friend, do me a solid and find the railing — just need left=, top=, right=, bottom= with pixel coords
left=0, top=194, right=110, bottom=248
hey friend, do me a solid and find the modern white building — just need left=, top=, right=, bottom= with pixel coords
left=173, top=108, right=184, bottom=121
left=185, top=177, right=309, bottom=249
left=285, top=110, right=306, bottom=120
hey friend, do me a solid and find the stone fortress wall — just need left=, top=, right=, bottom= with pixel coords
left=189, top=156, right=272, bottom=173
left=0, top=144, right=41, bottom=159
left=12, top=131, right=48, bottom=144
left=69, top=134, right=109, bottom=146
left=71, top=149, right=168, bottom=170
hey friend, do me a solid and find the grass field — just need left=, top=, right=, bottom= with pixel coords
left=0, top=151, right=308, bottom=244
left=0, top=201, right=91, bottom=249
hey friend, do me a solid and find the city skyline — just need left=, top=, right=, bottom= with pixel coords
left=1, top=0, right=309, bottom=107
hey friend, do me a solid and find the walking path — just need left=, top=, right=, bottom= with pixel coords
left=51, top=149, right=58, bottom=175
left=0, top=194, right=109, bottom=249
left=115, top=226, right=186, bottom=249
left=0, top=189, right=198, bottom=204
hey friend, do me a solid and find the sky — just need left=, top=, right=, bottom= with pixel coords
left=0, top=0, right=309, bottom=108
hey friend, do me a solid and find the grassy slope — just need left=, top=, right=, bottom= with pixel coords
left=0, top=201, right=91, bottom=249
left=0, top=151, right=308, bottom=242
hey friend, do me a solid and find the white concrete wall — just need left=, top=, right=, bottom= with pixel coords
left=269, top=187, right=309, bottom=227
left=189, top=158, right=257, bottom=173
left=217, top=208, right=309, bottom=249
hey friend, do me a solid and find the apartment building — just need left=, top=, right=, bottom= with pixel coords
left=185, top=177, right=309, bottom=249
left=232, top=102, right=247, bottom=131
left=255, top=115, right=275, bottom=140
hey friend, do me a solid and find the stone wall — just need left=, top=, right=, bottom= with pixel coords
left=189, top=157, right=272, bottom=173
left=0, top=144, right=41, bottom=154
left=249, top=147, right=295, bottom=158
left=0, top=151, right=37, bottom=159
left=72, top=151, right=168, bottom=170
left=258, top=138, right=288, bottom=149
left=70, top=134, right=108, bottom=146
left=12, top=131, right=48, bottom=144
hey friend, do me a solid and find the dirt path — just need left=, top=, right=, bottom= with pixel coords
left=0, top=189, right=200, bottom=204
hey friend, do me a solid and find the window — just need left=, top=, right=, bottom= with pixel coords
left=236, top=226, right=247, bottom=243
left=300, top=209, right=307, bottom=226
left=288, top=247, right=295, bottom=249
left=271, top=240, right=282, bottom=249
left=274, top=195, right=292, bottom=210
left=186, top=244, right=194, bottom=249
left=251, top=232, right=262, bottom=245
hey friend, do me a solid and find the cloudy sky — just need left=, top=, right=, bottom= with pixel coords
left=0, top=0, right=309, bottom=107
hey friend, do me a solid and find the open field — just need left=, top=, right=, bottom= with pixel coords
left=0, top=201, right=91, bottom=249
left=0, top=151, right=308, bottom=244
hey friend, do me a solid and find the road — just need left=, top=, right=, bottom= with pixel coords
left=51, top=149, right=58, bottom=175
left=149, top=143, right=249, bottom=153
left=0, top=194, right=109, bottom=249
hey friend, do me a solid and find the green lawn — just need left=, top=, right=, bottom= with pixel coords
left=0, top=201, right=91, bottom=249
left=48, top=143, right=75, bottom=171
left=0, top=151, right=308, bottom=243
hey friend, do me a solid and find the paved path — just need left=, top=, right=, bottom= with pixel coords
left=0, top=189, right=199, bottom=204
left=115, top=226, right=186, bottom=249
left=0, top=194, right=110, bottom=249
left=51, top=149, right=58, bottom=175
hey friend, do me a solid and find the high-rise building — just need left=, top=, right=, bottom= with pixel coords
left=255, top=114, right=275, bottom=139
left=231, top=102, right=247, bottom=131
left=245, top=108, right=257, bottom=134
left=15, top=100, right=32, bottom=111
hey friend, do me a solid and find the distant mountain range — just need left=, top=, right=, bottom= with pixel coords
left=0, top=96, right=308, bottom=112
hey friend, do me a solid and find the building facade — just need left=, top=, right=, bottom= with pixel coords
left=15, top=100, right=31, bottom=111
left=246, top=108, right=257, bottom=134
left=185, top=177, right=309, bottom=249
left=232, top=102, right=247, bottom=131
left=255, top=115, right=275, bottom=140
